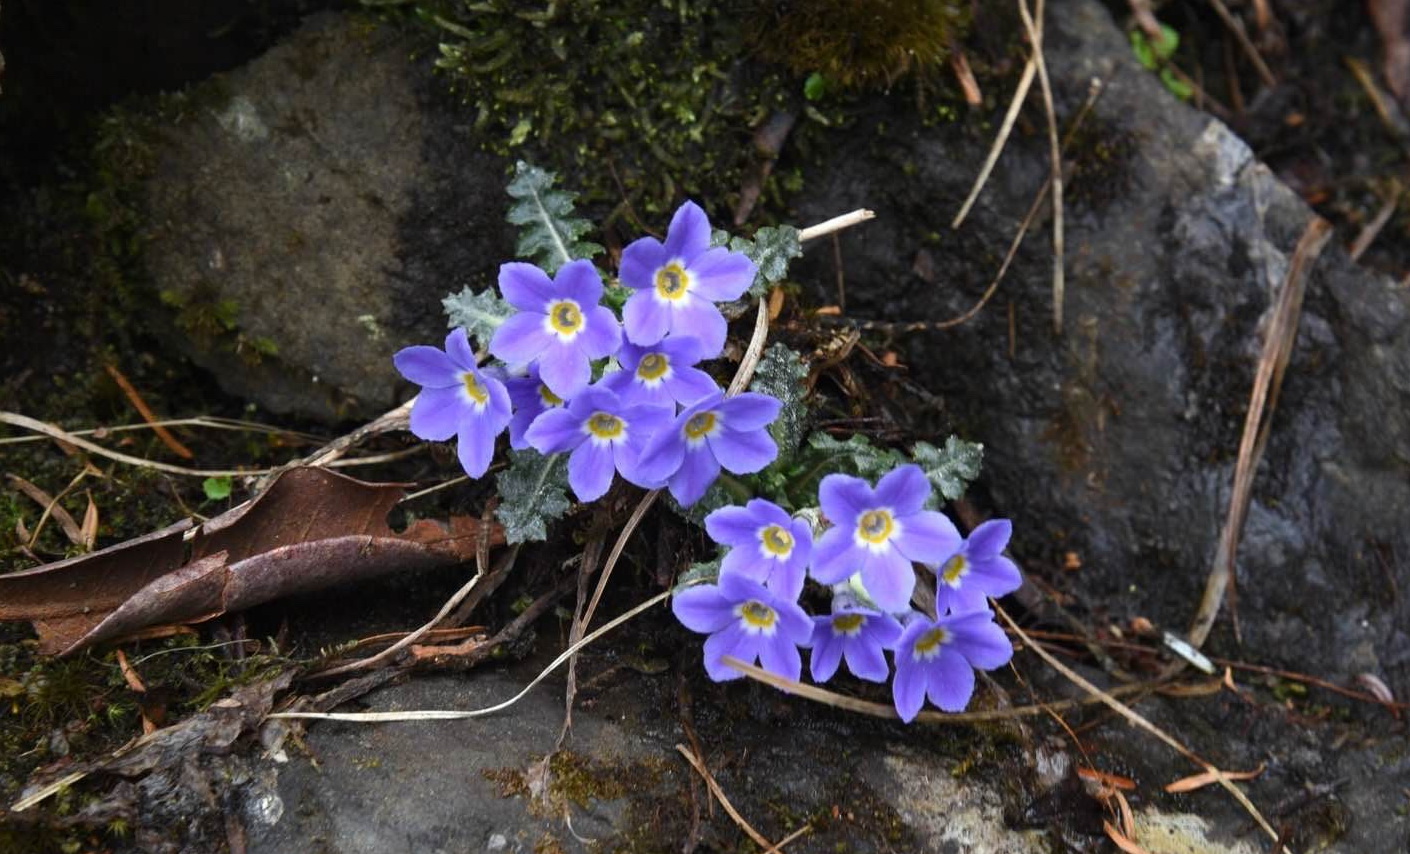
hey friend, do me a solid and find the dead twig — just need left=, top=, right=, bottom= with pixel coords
left=1181, top=218, right=1333, bottom=657
left=952, top=46, right=1038, bottom=229
left=1016, top=0, right=1065, bottom=333
left=1349, top=185, right=1401, bottom=262
left=7, top=472, right=86, bottom=548
left=994, top=604, right=1291, bottom=852
left=1204, top=0, right=1277, bottom=89
left=104, top=363, right=194, bottom=459
left=674, top=744, right=810, bottom=853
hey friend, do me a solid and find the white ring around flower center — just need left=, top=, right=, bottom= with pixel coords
left=912, top=627, right=949, bottom=661
left=736, top=600, right=778, bottom=636
left=831, top=612, right=866, bottom=638
left=853, top=507, right=901, bottom=551
left=544, top=299, right=585, bottom=341
left=683, top=410, right=720, bottom=446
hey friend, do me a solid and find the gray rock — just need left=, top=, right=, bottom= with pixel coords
left=142, top=13, right=513, bottom=420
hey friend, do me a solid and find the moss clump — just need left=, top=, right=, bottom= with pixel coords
left=414, top=0, right=777, bottom=216
left=752, top=0, right=970, bottom=91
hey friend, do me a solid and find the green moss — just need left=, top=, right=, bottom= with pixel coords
left=752, top=0, right=970, bottom=91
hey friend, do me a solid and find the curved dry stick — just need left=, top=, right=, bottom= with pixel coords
left=994, top=604, right=1289, bottom=851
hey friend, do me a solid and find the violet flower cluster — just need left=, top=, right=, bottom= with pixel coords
left=392, top=200, right=780, bottom=505
left=672, top=465, right=1022, bottom=722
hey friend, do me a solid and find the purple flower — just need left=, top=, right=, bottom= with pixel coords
left=505, top=365, right=565, bottom=450
left=806, top=601, right=902, bottom=684
left=930, top=519, right=1023, bottom=615
left=635, top=391, right=780, bottom=507
left=618, top=201, right=756, bottom=356
left=810, top=466, right=962, bottom=613
left=600, top=337, right=720, bottom=410
left=393, top=328, right=512, bottom=478
left=892, top=610, right=1013, bottom=721
left=704, top=499, right=812, bottom=599
left=672, top=572, right=812, bottom=682
left=523, top=384, right=671, bottom=502
left=488, top=259, right=622, bottom=400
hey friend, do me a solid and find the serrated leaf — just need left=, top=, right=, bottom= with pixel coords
left=910, top=436, right=984, bottom=503
left=442, top=286, right=513, bottom=349
left=505, top=160, right=602, bottom=273
left=785, top=433, right=908, bottom=506
left=674, top=558, right=720, bottom=593
left=729, top=225, right=802, bottom=297
left=749, top=343, right=809, bottom=462
left=495, top=449, right=572, bottom=544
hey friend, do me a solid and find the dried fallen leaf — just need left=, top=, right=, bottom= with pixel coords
left=0, top=467, right=500, bottom=655
left=1078, top=766, right=1137, bottom=791
left=1164, top=763, right=1266, bottom=793
left=6, top=473, right=84, bottom=546
left=1103, top=819, right=1154, bottom=854
left=80, top=492, right=99, bottom=552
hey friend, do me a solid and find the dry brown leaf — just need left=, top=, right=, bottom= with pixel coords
left=1104, top=819, right=1154, bottom=854
left=0, top=467, right=501, bottom=655
left=1164, top=762, right=1266, bottom=793
left=6, top=473, right=84, bottom=546
left=80, top=492, right=99, bottom=551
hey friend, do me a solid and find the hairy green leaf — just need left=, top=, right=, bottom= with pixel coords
left=911, top=436, right=984, bottom=503
left=674, top=558, right=720, bottom=593
left=442, top=286, right=513, bottom=349
left=505, top=160, right=602, bottom=273
left=729, top=226, right=802, bottom=297
left=749, top=343, right=810, bottom=462
left=495, top=449, right=572, bottom=544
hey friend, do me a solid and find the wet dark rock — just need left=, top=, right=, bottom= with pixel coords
left=141, top=13, right=513, bottom=420
left=784, top=0, right=1410, bottom=847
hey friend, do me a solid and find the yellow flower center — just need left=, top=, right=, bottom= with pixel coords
left=547, top=300, right=584, bottom=335
left=739, top=600, right=777, bottom=630
left=856, top=509, right=894, bottom=545
left=654, top=263, right=690, bottom=301
left=538, top=385, right=564, bottom=407
left=760, top=524, right=793, bottom=557
left=913, top=627, right=949, bottom=659
left=684, top=411, right=717, bottom=440
left=941, top=554, right=968, bottom=586
left=586, top=412, right=624, bottom=440
left=636, top=352, right=670, bottom=381
left=461, top=372, right=489, bottom=404
left=831, top=613, right=865, bottom=635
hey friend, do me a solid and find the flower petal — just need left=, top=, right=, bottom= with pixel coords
left=524, top=408, right=585, bottom=455
left=775, top=598, right=814, bottom=642
left=443, top=328, right=477, bottom=370
left=664, top=366, right=721, bottom=408
left=758, top=633, right=802, bottom=682
left=809, top=527, right=863, bottom=584
left=408, top=386, right=463, bottom=441
left=818, top=474, right=874, bottom=527
left=703, top=624, right=752, bottom=682
left=719, top=546, right=767, bottom=585
left=489, top=312, right=552, bottom=365
left=498, top=262, right=557, bottom=311
left=633, top=426, right=686, bottom=486
left=623, top=291, right=671, bottom=345
left=967, top=519, right=1013, bottom=559
left=892, top=657, right=928, bottom=723
left=456, top=414, right=499, bottom=478
left=926, top=650, right=976, bottom=712
left=707, top=426, right=777, bottom=474
left=844, top=637, right=891, bottom=683
left=859, top=548, right=917, bottom=613
left=393, top=345, right=461, bottom=388
left=874, top=465, right=931, bottom=516
left=555, top=259, right=604, bottom=306
left=808, top=622, right=844, bottom=682
left=663, top=200, right=711, bottom=262
left=672, top=585, right=735, bottom=633
left=935, top=585, right=988, bottom=616
left=969, top=555, right=1022, bottom=598
left=537, top=344, right=591, bottom=400
left=579, top=305, right=623, bottom=359
left=658, top=334, right=706, bottom=365
left=618, top=236, right=666, bottom=291
left=949, top=612, right=1014, bottom=670
left=704, top=504, right=763, bottom=546
left=718, top=393, right=782, bottom=431
left=671, top=295, right=728, bottom=357
left=668, top=446, right=721, bottom=507
left=893, top=510, right=962, bottom=565
left=688, top=246, right=756, bottom=302
left=568, top=441, right=616, bottom=502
